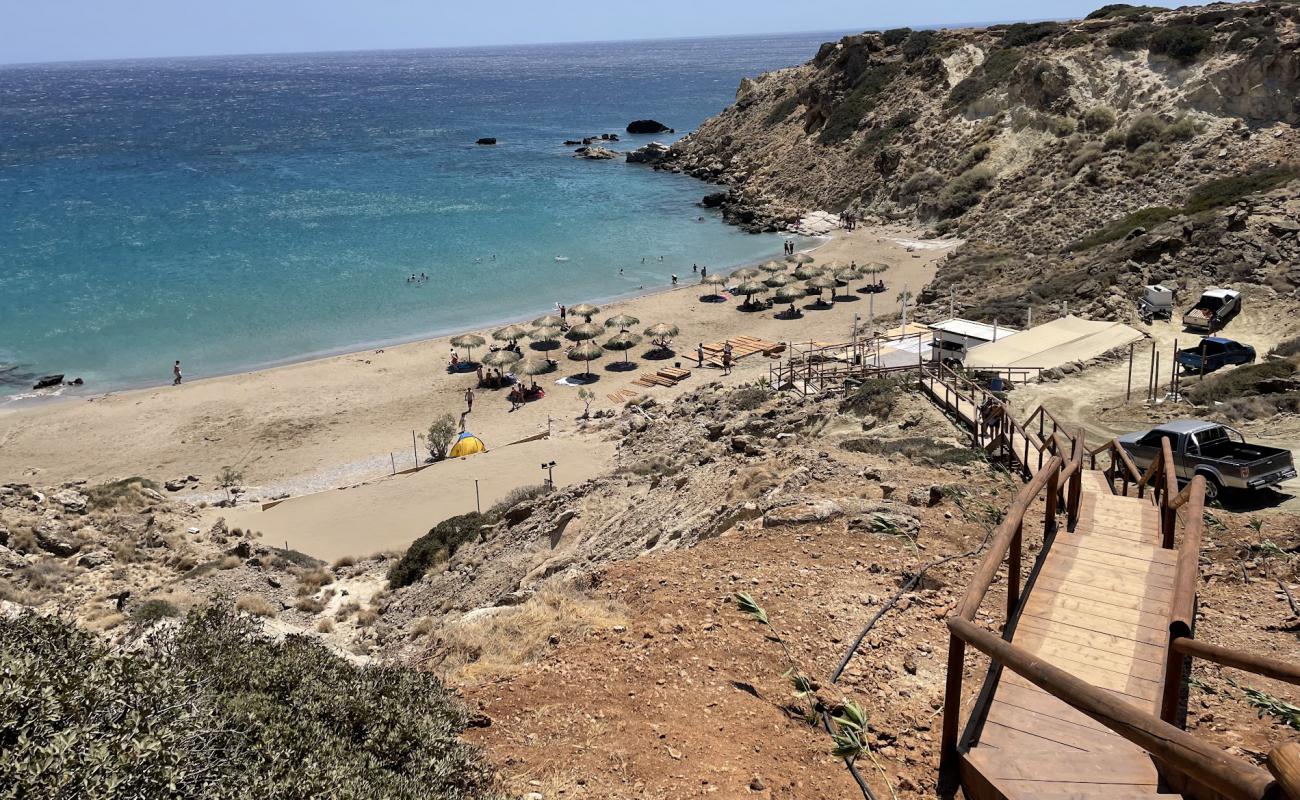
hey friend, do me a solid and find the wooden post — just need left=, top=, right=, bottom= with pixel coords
left=1007, top=521, right=1023, bottom=620
left=412, top=430, right=419, bottom=468
left=1161, top=437, right=1178, bottom=548
left=390, top=453, right=396, bottom=475
left=1045, top=466, right=1060, bottom=535
left=1126, top=343, right=1134, bottom=403
left=1148, top=340, right=1157, bottom=401
left=1153, top=350, right=1161, bottom=401
left=1171, top=339, right=1179, bottom=399
left=938, top=633, right=965, bottom=796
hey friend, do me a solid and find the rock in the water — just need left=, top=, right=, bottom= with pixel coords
left=763, top=500, right=843, bottom=527
left=475, top=137, right=497, bottom=145
left=626, top=119, right=672, bottom=134
left=33, top=374, right=63, bottom=390
left=574, top=146, right=618, bottom=160
left=626, top=141, right=671, bottom=164
left=701, top=192, right=727, bottom=208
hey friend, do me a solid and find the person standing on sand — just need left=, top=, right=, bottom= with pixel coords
left=465, top=387, right=474, bottom=414
left=696, top=343, right=704, bottom=368
left=172, top=360, right=182, bottom=385
left=722, top=345, right=733, bottom=376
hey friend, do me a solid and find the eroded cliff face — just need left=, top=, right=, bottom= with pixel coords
left=663, top=2, right=1300, bottom=321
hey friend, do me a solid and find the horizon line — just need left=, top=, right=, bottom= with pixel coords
left=0, top=16, right=1062, bottom=70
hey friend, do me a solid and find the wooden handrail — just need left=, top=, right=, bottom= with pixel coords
left=948, top=617, right=1278, bottom=800
left=1169, top=474, right=1203, bottom=639
left=1169, top=478, right=1200, bottom=512
left=956, top=455, right=1064, bottom=621
left=1113, top=441, right=1144, bottom=486
left=1173, top=637, right=1300, bottom=686
left=1268, top=742, right=1300, bottom=800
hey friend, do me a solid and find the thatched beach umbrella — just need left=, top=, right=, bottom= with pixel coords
left=568, top=303, right=600, bottom=321
left=700, top=272, right=728, bottom=301
left=529, top=326, right=563, bottom=352
left=492, top=324, right=530, bottom=343
left=604, top=313, right=640, bottom=331
left=760, top=260, right=787, bottom=273
left=735, top=280, right=769, bottom=308
left=787, top=252, right=814, bottom=264
left=566, top=322, right=603, bottom=342
left=763, top=272, right=793, bottom=288
left=482, top=349, right=521, bottom=369
left=517, top=357, right=553, bottom=389
left=773, top=284, right=805, bottom=303
left=450, top=333, right=486, bottom=362
left=833, top=267, right=861, bottom=286
left=730, top=267, right=760, bottom=282
left=643, top=322, right=680, bottom=351
left=793, top=264, right=823, bottom=281
left=604, top=331, right=643, bottom=364
left=863, top=262, right=890, bottom=274
left=532, top=314, right=563, bottom=329
left=567, top=340, right=604, bottom=377
left=807, top=273, right=837, bottom=303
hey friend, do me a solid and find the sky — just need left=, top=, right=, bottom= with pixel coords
left=2, top=0, right=1193, bottom=65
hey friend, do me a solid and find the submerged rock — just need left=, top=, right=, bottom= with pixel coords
left=33, top=374, right=63, bottom=390
left=475, top=137, right=497, bottom=145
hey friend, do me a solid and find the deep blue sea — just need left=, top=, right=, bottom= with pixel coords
left=0, top=33, right=835, bottom=396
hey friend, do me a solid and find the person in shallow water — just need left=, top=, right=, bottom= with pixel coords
left=172, top=360, right=182, bottom=385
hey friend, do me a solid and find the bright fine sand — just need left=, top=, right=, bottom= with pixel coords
left=0, top=226, right=957, bottom=558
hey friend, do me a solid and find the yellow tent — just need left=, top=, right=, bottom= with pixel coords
left=449, top=432, right=486, bottom=458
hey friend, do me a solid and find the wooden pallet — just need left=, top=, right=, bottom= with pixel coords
left=629, top=366, right=695, bottom=389
left=701, top=336, right=781, bottom=368
left=605, top=388, right=639, bottom=404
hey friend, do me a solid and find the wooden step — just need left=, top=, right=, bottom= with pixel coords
left=966, top=747, right=1158, bottom=786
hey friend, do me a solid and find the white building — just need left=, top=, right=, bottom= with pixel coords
left=929, top=319, right=1018, bottom=365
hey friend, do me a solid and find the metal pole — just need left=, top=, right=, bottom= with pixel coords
left=391, top=453, right=396, bottom=475
left=412, top=430, right=419, bottom=467
left=1148, top=340, right=1157, bottom=401
left=475, top=479, right=480, bottom=513
left=1171, top=339, right=1178, bottom=399
left=901, top=284, right=908, bottom=328
left=1126, top=343, right=1134, bottom=403
left=868, top=291, right=874, bottom=335
left=1027, top=305, right=1032, bottom=329
left=1154, top=351, right=1161, bottom=400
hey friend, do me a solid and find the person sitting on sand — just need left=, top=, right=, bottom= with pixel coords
left=449, top=350, right=460, bottom=371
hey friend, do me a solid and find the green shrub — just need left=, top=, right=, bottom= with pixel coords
left=1162, top=114, right=1199, bottom=142
left=1000, top=22, right=1063, bottom=47
left=902, top=29, right=939, bottom=60
left=1270, top=337, right=1300, bottom=359
left=729, top=385, right=769, bottom=410
left=85, top=477, right=163, bottom=512
left=899, top=168, right=944, bottom=204
left=131, top=599, right=180, bottom=624
left=1125, top=113, right=1166, bottom=150
left=1124, top=140, right=1165, bottom=175
left=1066, top=206, right=1177, bottom=251
left=937, top=166, right=996, bottom=218
left=882, top=27, right=912, bottom=46
left=1083, top=105, right=1117, bottom=133
left=820, top=64, right=898, bottom=144
left=1184, top=360, right=1297, bottom=405
left=1087, top=3, right=1161, bottom=20
left=1068, top=144, right=1104, bottom=175
left=1107, top=24, right=1154, bottom=50
left=387, top=512, right=490, bottom=588
left=1183, top=165, right=1300, bottom=214
left=424, top=414, right=459, bottom=462
left=949, top=48, right=1023, bottom=106
left=1149, top=23, right=1212, bottom=64
left=764, top=94, right=801, bottom=127
left=838, top=378, right=900, bottom=419
left=0, top=607, right=491, bottom=799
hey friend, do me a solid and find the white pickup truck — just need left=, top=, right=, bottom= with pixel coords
left=1182, top=288, right=1241, bottom=333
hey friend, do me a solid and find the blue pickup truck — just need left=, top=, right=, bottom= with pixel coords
left=1176, top=337, right=1256, bottom=374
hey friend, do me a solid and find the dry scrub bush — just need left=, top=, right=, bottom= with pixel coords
left=431, top=586, right=626, bottom=681
left=235, top=594, right=276, bottom=618
left=726, top=462, right=782, bottom=502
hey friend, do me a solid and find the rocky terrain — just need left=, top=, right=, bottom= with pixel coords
left=661, top=2, right=1300, bottom=323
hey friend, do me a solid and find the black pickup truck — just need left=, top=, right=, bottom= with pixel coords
left=1117, top=420, right=1296, bottom=500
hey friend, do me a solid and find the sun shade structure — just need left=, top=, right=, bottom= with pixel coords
left=567, top=340, right=604, bottom=377
left=643, top=322, right=680, bottom=350
left=735, top=280, right=769, bottom=307
left=729, top=267, right=760, bottom=281
left=492, top=324, right=530, bottom=342
left=603, top=332, right=643, bottom=364
left=516, top=357, right=553, bottom=388
left=450, top=333, right=486, bottom=361
left=773, top=284, right=805, bottom=302
left=604, top=313, right=640, bottom=331
left=481, top=349, right=520, bottom=368
left=529, top=325, right=562, bottom=341
left=760, top=260, right=787, bottom=273
left=763, top=272, right=793, bottom=288
left=449, top=431, right=486, bottom=458
left=532, top=314, right=563, bottom=328
left=701, top=273, right=727, bottom=286
left=568, top=303, right=600, bottom=321
left=565, top=322, right=603, bottom=341
left=862, top=262, right=890, bottom=274
left=792, top=264, right=823, bottom=281
left=787, top=252, right=814, bottom=264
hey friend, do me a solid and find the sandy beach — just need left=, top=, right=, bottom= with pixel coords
left=1, top=225, right=955, bottom=556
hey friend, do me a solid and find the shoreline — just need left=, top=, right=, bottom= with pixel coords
left=0, top=234, right=828, bottom=412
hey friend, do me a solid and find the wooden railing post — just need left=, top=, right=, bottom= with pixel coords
left=938, top=632, right=965, bottom=796
left=1161, top=436, right=1178, bottom=549
left=1007, top=520, right=1023, bottom=620
left=1045, top=464, right=1061, bottom=536
left=1268, top=742, right=1300, bottom=800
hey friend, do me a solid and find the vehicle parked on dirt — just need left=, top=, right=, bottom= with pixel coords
left=1117, top=420, right=1296, bottom=500
left=1182, top=287, right=1241, bottom=333
left=1138, top=284, right=1174, bottom=323
left=1175, top=337, right=1256, bottom=374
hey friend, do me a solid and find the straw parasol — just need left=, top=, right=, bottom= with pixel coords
left=450, top=333, right=486, bottom=362
left=529, top=326, right=562, bottom=352
left=793, top=264, right=823, bottom=281
left=492, top=324, right=530, bottom=343
left=565, top=322, right=603, bottom=341
left=516, top=356, right=553, bottom=388
left=833, top=267, right=861, bottom=286
left=604, top=313, right=640, bottom=331
left=730, top=267, right=760, bottom=281
left=807, top=273, right=837, bottom=302
left=481, top=349, right=520, bottom=369
left=567, top=340, right=604, bottom=377
left=568, top=303, right=600, bottom=321
left=787, top=252, right=814, bottom=264
left=643, top=322, right=680, bottom=350
left=863, top=262, right=890, bottom=274
left=763, top=272, right=793, bottom=288
left=532, top=314, right=563, bottom=328
left=773, top=284, right=805, bottom=303
left=735, top=280, right=769, bottom=308
left=603, top=332, right=643, bottom=364
left=701, top=273, right=727, bottom=287
left=760, top=260, right=787, bottom=273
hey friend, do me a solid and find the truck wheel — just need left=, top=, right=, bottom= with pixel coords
left=1197, top=473, right=1222, bottom=501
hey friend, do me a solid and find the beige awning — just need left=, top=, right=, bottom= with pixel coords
left=965, top=315, right=1143, bottom=369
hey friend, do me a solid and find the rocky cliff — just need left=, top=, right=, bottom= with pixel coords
left=663, top=2, right=1300, bottom=321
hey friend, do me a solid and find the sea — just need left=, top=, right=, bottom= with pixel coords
left=0, top=33, right=840, bottom=400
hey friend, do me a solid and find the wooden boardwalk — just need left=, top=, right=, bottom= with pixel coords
left=920, top=369, right=1184, bottom=799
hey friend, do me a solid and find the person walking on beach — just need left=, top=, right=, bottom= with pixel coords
left=696, top=343, right=704, bottom=368
left=172, top=360, right=182, bottom=385
left=722, top=344, right=733, bottom=376
left=464, top=387, right=475, bottom=414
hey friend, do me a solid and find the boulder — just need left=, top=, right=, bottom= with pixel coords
left=701, top=192, right=727, bottom=208
left=51, top=489, right=88, bottom=513
left=34, top=523, right=78, bottom=556
left=475, top=137, right=497, bottom=145
left=33, top=374, right=63, bottom=390
left=574, top=146, right=618, bottom=160
left=626, top=119, right=673, bottom=135
left=626, top=141, right=671, bottom=164
left=164, top=479, right=188, bottom=492
left=76, top=550, right=113, bottom=568
left=763, top=500, right=843, bottom=527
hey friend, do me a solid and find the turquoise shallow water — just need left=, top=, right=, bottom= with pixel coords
left=0, top=33, right=835, bottom=395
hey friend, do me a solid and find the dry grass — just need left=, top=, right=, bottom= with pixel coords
left=294, top=567, right=333, bottom=596
left=84, top=478, right=162, bottom=513
left=235, top=593, right=277, bottom=617
left=430, top=586, right=627, bottom=682
left=316, top=618, right=335, bottom=633
left=725, top=462, right=782, bottom=502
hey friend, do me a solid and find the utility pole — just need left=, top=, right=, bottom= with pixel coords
left=541, top=460, right=556, bottom=489
left=474, top=479, right=481, bottom=513
left=1126, top=343, right=1134, bottom=403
